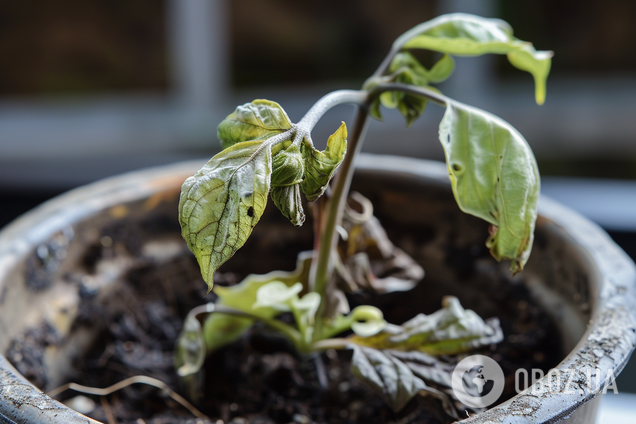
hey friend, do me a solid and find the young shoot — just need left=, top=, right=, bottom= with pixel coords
left=176, top=13, right=551, bottom=414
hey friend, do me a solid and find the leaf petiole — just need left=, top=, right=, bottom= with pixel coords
left=196, top=303, right=305, bottom=351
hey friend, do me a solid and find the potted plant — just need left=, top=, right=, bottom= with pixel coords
left=0, top=13, right=635, bottom=424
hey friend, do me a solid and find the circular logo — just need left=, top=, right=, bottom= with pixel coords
left=451, top=355, right=504, bottom=408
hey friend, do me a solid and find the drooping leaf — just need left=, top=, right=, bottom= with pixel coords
left=397, top=94, right=428, bottom=128
left=301, top=122, right=347, bottom=201
left=271, top=184, right=305, bottom=226
left=270, top=142, right=306, bottom=226
left=507, top=49, right=552, bottom=106
left=202, top=251, right=313, bottom=353
left=438, top=100, right=540, bottom=273
left=334, top=192, right=423, bottom=294
left=425, top=53, right=455, bottom=83
left=349, top=296, right=503, bottom=355
left=271, top=143, right=304, bottom=187
left=387, top=350, right=455, bottom=389
left=217, top=99, right=293, bottom=149
left=401, top=14, right=552, bottom=104
left=351, top=345, right=426, bottom=412
left=179, top=140, right=272, bottom=290
left=380, top=52, right=445, bottom=126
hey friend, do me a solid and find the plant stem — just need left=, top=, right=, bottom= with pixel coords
left=297, top=90, right=368, bottom=130
left=297, top=82, right=448, bottom=342
left=311, top=338, right=351, bottom=351
left=199, top=303, right=305, bottom=351
left=311, top=106, right=370, bottom=341
left=312, top=107, right=369, bottom=296
left=371, top=83, right=448, bottom=107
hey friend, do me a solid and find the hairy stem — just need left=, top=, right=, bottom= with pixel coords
left=297, top=90, right=368, bottom=131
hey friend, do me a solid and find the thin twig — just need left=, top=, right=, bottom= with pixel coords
left=48, top=375, right=208, bottom=420
left=100, top=397, right=117, bottom=424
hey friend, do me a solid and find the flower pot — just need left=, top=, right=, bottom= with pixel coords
left=0, top=155, right=634, bottom=423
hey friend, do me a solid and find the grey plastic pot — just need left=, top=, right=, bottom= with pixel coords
left=0, top=155, right=634, bottom=424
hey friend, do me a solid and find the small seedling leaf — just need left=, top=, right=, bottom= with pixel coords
left=254, top=281, right=303, bottom=310
left=203, top=252, right=313, bottom=352
left=349, top=296, right=503, bottom=355
left=175, top=314, right=206, bottom=377
left=301, top=122, right=347, bottom=202
left=217, top=99, right=293, bottom=149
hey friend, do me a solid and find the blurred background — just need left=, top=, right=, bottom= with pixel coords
left=1, top=0, right=636, bottom=402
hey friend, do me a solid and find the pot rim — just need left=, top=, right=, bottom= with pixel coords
left=0, top=154, right=634, bottom=424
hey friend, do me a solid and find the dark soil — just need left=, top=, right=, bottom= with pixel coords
left=61, top=244, right=559, bottom=423
left=7, top=181, right=564, bottom=424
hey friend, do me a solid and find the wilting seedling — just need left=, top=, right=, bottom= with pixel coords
left=176, top=13, right=550, bottom=415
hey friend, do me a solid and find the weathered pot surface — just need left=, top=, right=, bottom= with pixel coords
left=0, top=155, right=634, bottom=424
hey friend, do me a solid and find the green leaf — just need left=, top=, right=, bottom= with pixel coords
left=271, top=142, right=306, bottom=226
left=291, top=292, right=321, bottom=326
left=380, top=53, right=428, bottom=120
left=217, top=99, right=293, bottom=149
left=402, top=14, right=552, bottom=104
left=390, top=52, right=455, bottom=85
left=426, top=53, right=455, bottom=83
left=179, top=140, right=272, bottom=290
left=203, top=251, right=313, bottom=352
left=271, top=143, right=304, bottom=187
left=271, top=184, right=305, bottom=226
left=253, top=281, right=322, bottom=343
left=438, top=100, right=540, bottom=273
left=202, top=313, right=254, bottom=354
left=507, top=49, right=552, bottom=105
left=291, top=292, right=321, bottom=343
left=397, top=94, right=428, bottom=128
left=350, top=305, right=387, bottom=337
left=351, top=345, right=426, bottom=412
left=349, top=296, right=503, bottom=355
left=301, top=122, right=347, bottom=201
left=380, top=53, right=453, bottom=126
left=254, top=281, right=303, bottom=310
left=369, top=98, right=383, bottom=121
left=175, top=313, right=206, bottom=377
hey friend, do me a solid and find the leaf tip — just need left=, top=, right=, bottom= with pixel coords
left=204, top=279, right=214, bottom=296
left=510, top=260, right=523, bottom=276
left=535, top=90, right=546, bottom=105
